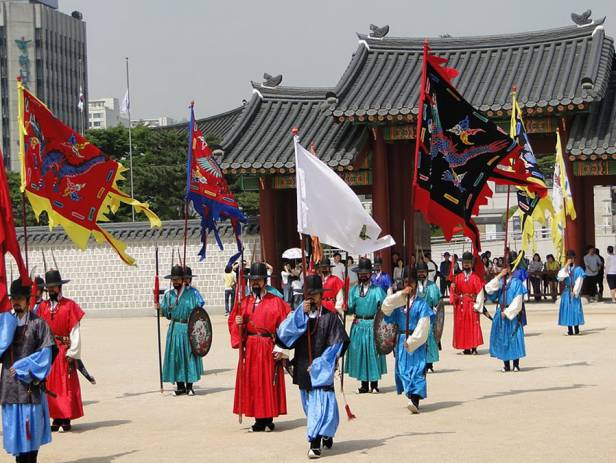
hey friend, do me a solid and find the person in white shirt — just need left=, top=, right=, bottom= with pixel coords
left=331, top=252, right=346, bottom=280
left=605, top=246, right=616, bottom=303
left=583, top=245, right=602, bottom=302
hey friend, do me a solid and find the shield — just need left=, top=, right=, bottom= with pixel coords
left=434, top=300, right=445, bottom=343
left=373, top=309, right=398, bottom=355
left=187, top=307, right=213, bottom=357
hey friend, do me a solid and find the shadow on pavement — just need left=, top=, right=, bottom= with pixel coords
left=421, top=401, right=464, bottom=412
left=515, top=361, right=590, bottom=372
left=525, top=332, right=542, bottom=337
left=82, top=400, right=99, bottom=406
left=196, top=386, right=234, bottom=395
left=57, top=450, right=137, bottom=463
left=72, top=420, right=131, bottom=434
left=205, top=368, right=233, bottom=375
left=474, top=384, right=595, bottom=401
left=577, top=328, right=607, bottom=336
left=328, top=431, right=455, bottom=456
left=430, top=368, right=461, bottom=374
left=274, top=418, right=306, bottom=431
left=114, top=390, right=162, bottom=399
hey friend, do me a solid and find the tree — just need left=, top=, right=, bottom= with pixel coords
left=6, top=170, right=42, bottom=227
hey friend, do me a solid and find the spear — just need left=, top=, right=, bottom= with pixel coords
left=339, top=251, right=356, bottom=420
left=154, top=246, right=163, bottom=393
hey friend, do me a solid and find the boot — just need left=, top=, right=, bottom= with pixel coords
left=407, top=394, right=420, bottom=414
left=574, top=325, right=580, bottom=335
left=426, top=362, right=434, bottom=373
left=186, top=383, right=195, bottom=396
left=308, top=436, right=322, bottom=459
left=51, top=419, right=60, bottom=432
left=567, top=326, right=574, bottom=336
left=174, top=382, right=186, bottom=396
left=356, top=381, right=369, bottom=394
left=501, top=360, right=511, bottom=372
left=471, top=347, right=478, bottom=355
left=463, top=349, right=471, bottom=355
left=264, top=417, right=275, bottom=432
left=513, top=359, right=520, bottom=372
left=370, top=381, right=380, bottom=393
left=249, top=418, right=266, bottom=432
left=322, top=437, right=333, bottom=449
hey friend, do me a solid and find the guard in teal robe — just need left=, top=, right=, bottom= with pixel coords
left=557, top=251, right=586, bottom=335
left=416, top=263, right=442, bottom=372
left=344, top=258, right=386, bottom=393
left=159, top=265, right=204, bottom=395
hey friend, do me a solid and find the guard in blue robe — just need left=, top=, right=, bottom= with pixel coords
left=158, top=265, right=204, bottom=396
left=483, top=265, right=527, bottom=372
left=345, top=258, right=387, bottom=393
left=557, top=250, right=586, bottom=335
left=381, top=268, right=433, bottom=413
left=1, top=279, right=54, bottom=463
left=415, top=263, right=442, bottom=372
left=371, top=256, right=393, bottom=293
left=276, top=275, right=349, bottom=459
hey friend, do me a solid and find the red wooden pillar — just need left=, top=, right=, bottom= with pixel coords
left=372, top=128, right=391, bottom=272
left=388, top=143, right=403, bottom=270
left=560, top=118, right=584, bottom=260
left=259, top=176, right=279, bottom=286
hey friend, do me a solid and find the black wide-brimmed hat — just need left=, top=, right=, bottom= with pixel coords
left=248, top=262, right=268, bottom=280
left=305, top=274, right=325, bottom=295
left=9, top=279, right=31, bottom=299
left=566, top=249, right=576, bottom=258
left=416, top=262, right=429, bottom=272
left=374, top=256, right=383, bottom=265
left=34, top=276, right=45, bottom=290
left=316, top=257, right=335, bottom=268
left=462, top=252, right=474, bottom=262
left=352, top=258, right=373, bottom=273
left=164, top=264, right=184, bottom=279
left=183, top=266, right=196, bottom=278
left=45, top=269, right=70, bottom=287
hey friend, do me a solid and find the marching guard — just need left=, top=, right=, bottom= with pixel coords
left=37, top=270, right=85, bottom=432
left=451, top=252, right=484, bottom=355
left=229, top=262, right=290, bottom=432
left=276, top=275, right=349, bottom=459
left=345, top=258, right=387, bottom=394
left=157, top=265, right=204, bottom=396
left=415, top=262, right=442, bottom=372
left=1, top=279, right=55, bottom=463
left=371, top=256, right=392, bottom=293
left=558, top=250, right=586, bottom=335
left=316, top=258, right=344, bottom=315
left=381, top=268, right=433, bottom=413
left=482, top=255, right=527, bottom=372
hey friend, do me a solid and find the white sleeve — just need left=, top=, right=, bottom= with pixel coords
left=66, top=323, right=81, bottom=359
left=484, top=276, right=501, bottom=295
left=503, top=295, right=523, bottom=320
left=473, top=289, right=485, bottom=313
left=272, top=344, right=290, bottom=359
left=557, top=267, right=569, bottom=281
left=334, top=288, right=344, bottom=312
left=573, top=276, right=583, bottom=297
left=405, top=317, right=430, bottom=353
left=381, top=291, right=407, bottom=316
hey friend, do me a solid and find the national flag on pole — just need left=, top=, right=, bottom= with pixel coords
left=120, top=90, right=130, bottom=114
left=77, top=87, right=84, bottom=112
left=0, top=159, right=29, bottom=312
left=18, top=79, right=161, bottom=266
left=510, top=92, right=552, bottom=253
left=551, top=129, right=576, bottom=263
left=294, top=134, right=395, bottom=255
left=413, top=42, right=544, bottom=252
left=186, top=103, right=246, bottom=260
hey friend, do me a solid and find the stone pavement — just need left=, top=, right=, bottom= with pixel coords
left=9, top=301, right=616, bottom=462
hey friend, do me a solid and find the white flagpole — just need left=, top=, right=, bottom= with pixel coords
left=125, top=57, right=135, bottom=222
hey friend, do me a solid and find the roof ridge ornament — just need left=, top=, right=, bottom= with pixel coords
left=369, top=24, right=389, bottom=39
left=571, top=9, right=606, bottom=27
left=262, top=73, right=283, bottom=88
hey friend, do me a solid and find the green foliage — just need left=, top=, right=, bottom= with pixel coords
left=536, top=153, right=555, bottom=180
left=6, top=170, right=42, bottom=227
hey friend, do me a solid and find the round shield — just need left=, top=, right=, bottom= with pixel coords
left=434, top=300, right=445, bottom=344
left=374, top=309, right=398, bottom=355
left=187, top=307, right=213, bottom=357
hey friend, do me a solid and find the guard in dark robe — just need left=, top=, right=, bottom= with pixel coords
left=0, top=279, right=55, bottom=463
left=277, top=275, right=349, bottom=459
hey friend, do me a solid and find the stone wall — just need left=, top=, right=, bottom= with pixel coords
left=6, top=225, right=259, bottom=315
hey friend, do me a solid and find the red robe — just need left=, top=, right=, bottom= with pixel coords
left=451, top=272, right=484, bottom=349
left=228, top=292, right=290, bottom=418
left=38, top=297, right=85, bottom=420
left=322, top=274, right=344, bottom=314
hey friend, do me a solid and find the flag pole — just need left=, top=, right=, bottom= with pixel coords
left=125, top=57, right=135, bottom=222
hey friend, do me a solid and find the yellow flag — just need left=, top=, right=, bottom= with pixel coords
left=551, top=129, right=576, bottom=264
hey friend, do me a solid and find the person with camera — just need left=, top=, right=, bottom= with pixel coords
left=557, top=250, right=586, bottom=335
left=380, top=267, right=433, bottom=414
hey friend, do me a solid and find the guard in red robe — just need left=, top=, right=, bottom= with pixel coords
left=451, top=253, right=484, bottom=354
left=229, top=262, right=291, bottom=432
left=317, top=258, right=344, bottom=315
left=37, top=270, right=85, bottom=432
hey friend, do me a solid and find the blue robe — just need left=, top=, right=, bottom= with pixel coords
left=417, top=280, right=441, bottom=364
left=384, top=298, right=433, bottom=398
left=489, top=277, right=527, bottom=361
left=558, top=266, right=585, bottom=327
left=161, top=287, right=204, bottom=383
left=277, top=307, right=347, bottom=441
left=345, top=284, right=387, bottom=381
left=371, top=272, right=393, bottom=293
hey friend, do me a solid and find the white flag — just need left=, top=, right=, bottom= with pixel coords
left=120, top=90, right=130, bottom=114
left=294, top=136, right=395, bottom=255
left=77, top=86, right=84, bottom=112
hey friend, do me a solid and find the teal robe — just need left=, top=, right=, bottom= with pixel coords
left=161, top=287, right=204, bottom=383
left=345, top=283, right=387, bottom=381
left=417, top=280, right=441, bottom=364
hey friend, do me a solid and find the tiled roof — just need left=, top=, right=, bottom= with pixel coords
left=567, top=61, right=616, bottom=157
left=15, top=218, right=259, bottom=245
left=218, top=86, right=369, bottom=170
left=163, top=106, right=244, bottom=142
left=331, top=24, right=614, bottom=118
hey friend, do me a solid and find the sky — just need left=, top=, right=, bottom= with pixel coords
left=59, top=0, right=616, bottom=121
